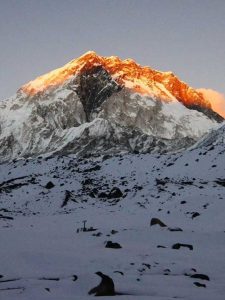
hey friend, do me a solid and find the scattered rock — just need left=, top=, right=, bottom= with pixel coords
left=92, top=232, right=102, bottom=237
left=39, top=277, right=60, bottom=281
left=190, top=274, right=210, bottom=281
left=192, top=212, right=200, bottom=219
left=108, top=187, right=123, bottom=199
left=163, top=269, right=171, bottom=275
left=88, top=272, right=115, bottom=296
left=72, top=275, right=78, bottom=281
left=45, top=181, right=55, bottom=189
left=168, top=227, right=183, bottom=232
left=215, top=178, right=225, bottom=187
left=150, top=218, right=167, bottom=227
left=61, top=190, right=77, bottom=207
left=157, top=245, right=167, bottom=248
left=172, top=243, right=193, bottom=251
left=0, top=214, right=14, bottom=220
left=113, top=271, right=124, bottom=275
left=193, top=282, right=206, bottom=288
left=105, top=241, right=122, bottom=249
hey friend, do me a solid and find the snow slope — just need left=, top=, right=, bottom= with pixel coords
left=1, top=125, right=225, bottom=299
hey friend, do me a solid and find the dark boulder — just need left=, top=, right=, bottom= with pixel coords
left=108, top=187, right=123, bottom=199
left=105, top=241, right=122, bottom=249
left=45, top=181, right=55, bottom=189
left=150, top=218, right=167, bottom=227
left=172, top=243, right=193, bottom=251
left=191, top=274, right=210, bottom=281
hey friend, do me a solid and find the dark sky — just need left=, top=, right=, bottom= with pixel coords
left=0, top=0, right=225, bottom=100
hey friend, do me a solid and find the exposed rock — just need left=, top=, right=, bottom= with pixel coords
left=168, top=227, right=183, bottom=232
left=150, top=218, right=167, bottom=227
left=72, top=275, right=78, bottom=281
left=105, top=241, right=122, bottom=249
left=192, top=212, right=200, bottom=219
left=190, top=274, right=210, bottom=281
left=45, top=181, right=55, bottom=189
left=193, top=282, right=206, bottom=288
left=88, top=272, right=115, bottom=296
left=172, top=243, right=193, bottom=251
left=108, top=187, right=123, bottom=199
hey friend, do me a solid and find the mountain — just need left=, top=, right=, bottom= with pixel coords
left=0, top=51, right=223, bottom=162
left=1, top=51, right=225, bottom=300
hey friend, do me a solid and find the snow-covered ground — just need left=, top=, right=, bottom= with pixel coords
left=1, top=131, right=225, bottom=299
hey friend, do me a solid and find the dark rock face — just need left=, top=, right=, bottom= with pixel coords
left=75, top=66, right=121, bottom=122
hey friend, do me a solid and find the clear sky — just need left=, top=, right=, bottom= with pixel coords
left=0, top=0, right=225, bottom=100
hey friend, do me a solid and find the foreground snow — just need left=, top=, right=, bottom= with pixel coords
left=1, top=135, right=225, bottom=299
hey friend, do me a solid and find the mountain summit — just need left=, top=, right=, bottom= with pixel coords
left=0, top=51, right=223, bottom=162
left=21, top=51, right=221, bottom=120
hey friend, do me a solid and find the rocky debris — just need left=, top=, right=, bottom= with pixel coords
left=61, top=190, right=77, bottom=207
left=168, top=227, right=183, bottom=232
left=155, top=178, right=168, bottom=186
left=163, top=269, right=171, bottom=275
left=0, top=214, right=13, bottom=220
left=172, top=243, right=193, bottom=251
left=193, top=282, right=206, bottom=288
left=72, top=275, right=78, bottom=281
left=113, top=271, right=124, bottom=275
left=191, top=212, right=200, bottom=219
left=108, top=187, right=123, bottom=199
left=0, top=287, right=25, bottom=292
left=0, top=176, right=36, bottom=193
left=190, top=274, right=210, bottom=281
left=150, top=218, right=167, bottom=227
left=0, top=278, right=20, bottom=283
left=105, top=241, right=122, bottom=249
left=39, top=277, right=60, bottom=281
left=215, top=178, right=225, bottom=187
left=88, top=272, right=115, bottom=296
left=83, top=165, right=101, bottom=173
left=45, top=181, right=55, bottom=189
left=98, top=187, right=123, bottom=200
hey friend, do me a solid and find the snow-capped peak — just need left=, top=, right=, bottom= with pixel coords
left=19, top=51, right=222, bottom=121
left=0, top=51, right=223, bottom=163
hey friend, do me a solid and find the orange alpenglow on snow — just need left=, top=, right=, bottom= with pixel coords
left=21, top=51, right=222, bottom=116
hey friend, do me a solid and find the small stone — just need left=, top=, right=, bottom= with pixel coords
left=105, top=241, right=122, bottom=249
left=45, top=181, right=55, bottom=189
left=150, top=218, right=167, bottom=227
